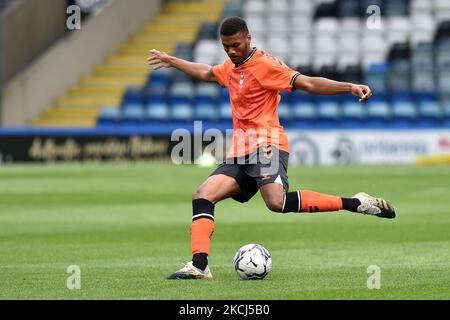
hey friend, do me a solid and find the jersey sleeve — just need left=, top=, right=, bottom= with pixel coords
left=212, top=62, right=230, bottom=87
left=253, top=55, right=301, bottom=92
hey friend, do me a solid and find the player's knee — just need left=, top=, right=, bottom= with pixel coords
left=193, top=189, right=214, bottom=203
left=192, top=190, right=203, bottom=201
left=265, top=197, right=284, bottom=213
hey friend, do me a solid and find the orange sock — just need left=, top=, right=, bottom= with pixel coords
left=300, top=190, right=343, bottom=213
left=191, top=218, right=215, bottom=255
left=191, top=199, right=215, bottom=256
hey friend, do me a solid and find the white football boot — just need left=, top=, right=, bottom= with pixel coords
left=166, top=261, right=213, bottom=280
left=352, top=192, right=396, bottom=219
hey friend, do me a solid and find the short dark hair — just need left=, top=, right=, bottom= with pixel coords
left=219, top=16, right=249, bottom=36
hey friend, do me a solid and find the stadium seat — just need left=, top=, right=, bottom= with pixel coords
left=315, top=97, right=340, bottom=128
left=438, top=71, right=450, bottom=96
left=384, top=0, right=408, bottom=17
left=442, top=102, right=450, bottom=127
left=292, top=0, right=315, bottom=17
left=97, top=107, right=121, bottom=126
left=267, top=36, right=289, bottom=62
left=339, top=0, right=360, bottom=18
left=122, top=87, right=146, bottom=109
left=148, top=70, right=171, bottom=99
left=289, top=16, right=313, bottom=34
left=243, top=0, right=266, bottom=15
left=245, top=15, right=266, bottom=38
left=291, top=102, right=316, bottom=128
left=366, top=97, right=391, bottom=128
left=390, top=93, right=417, bottom=128
left=277, top=102, right=292, bottom=127
left=194, top=102, right=218, bottom=123
left=173, top=43, right=193, bottom=61
left=340, top=65, right=362, bottom=83
left=340, top=17, right=362, bottom=34
left=169, top=82, right=195, bottom=104
left=222, top=2, right=242, bottom=18
left=196, top=83, right=220, bottom=103
left=193, top=39, right=218, bottom=65
left=341, top=101, right=365, bottom=128
left=411, top=0, right=433, bottom=15
left=171, top=102, right=194, bottom=122
left=267, top=15, right=289, bottom=35
left=197, top=22, right=218, bottom=40
left=416, top=100, right=442, bottom=127
left=268, top=0, right=289, bottom=15
left=146, top=102, right=170, bottom=123
left=122, top=106, right=145, bottom=125
left=364, top=62, right=389, bottom=94
left=315, top=18, right=340, bottom=36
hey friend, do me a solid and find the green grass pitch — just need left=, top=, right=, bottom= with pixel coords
left=0, top=163, right=449, bottom=299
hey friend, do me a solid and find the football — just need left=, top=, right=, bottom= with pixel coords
left=233, top=244, right=272, bottom=280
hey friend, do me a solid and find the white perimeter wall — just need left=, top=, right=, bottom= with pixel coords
left=287, top=129, right=450, bottom=165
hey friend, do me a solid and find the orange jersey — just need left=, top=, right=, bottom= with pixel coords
left=213, top=48, right=300, bottom=158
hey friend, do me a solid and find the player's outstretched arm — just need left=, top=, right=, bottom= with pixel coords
left=294, top=74, right=372, bottom=103
left=147, top=49, right=217, bottom=83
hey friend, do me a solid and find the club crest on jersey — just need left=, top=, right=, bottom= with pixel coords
left=239, top=72, right=245, bottom=89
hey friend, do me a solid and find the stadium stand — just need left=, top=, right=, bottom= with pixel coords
left=0, top=0, right=15, bottom=11
left=32, top=0, right=226, bottom=128
left=30, top=0, right=450, bottom=130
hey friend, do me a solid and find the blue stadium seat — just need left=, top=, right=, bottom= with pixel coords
left=341, top=101, right=365, bottom=128
left=391, top=99, right=417, bottom=128
left=171, top=102, right=194, bottom=122
left=365, top=63, right=390, bottom=95
left=389, top=59, right=411, bottom=92
left=146, top=102, right=170, bottom=124
left=291, top=102, right=316, bottom=128
left=277, top=102, right=292, bottom=127
left=316, top=99, right=340, bottom=128
left=197, top=22, right=219, bottom=40
left=219, top=87, right=230, bottom=103
left=196, top=83, right=220, bottom=104
left=194, top=101, right=218, bottom=122
left=291, top=89, right=312, bottom=103
left=442, top=102, right=450, bottom=127
left=148, top=69, right=172, bottom=99
left=417, top=100, right=442, bottom=127
left=122, top=106, right=145, bottom=125
left=438, top=71, right=450, bottom=97
left=122, top=87, right=146, bottom=109
left=366, top=97, right=391, bottom=128
left=218, top=102, right=233, bottom=128
left=97, top=107, right=121, bottom=126
left=173, top=43, right=193, bottom=61
left=170, top=82, right=195, bottom=104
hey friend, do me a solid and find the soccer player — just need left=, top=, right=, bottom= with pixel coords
left=147, top=17, right=395, bottom=280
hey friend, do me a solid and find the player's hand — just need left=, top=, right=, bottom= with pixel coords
left=351, top=84, right=372, bottom=103
left=147, top=49, right=172, bottom=70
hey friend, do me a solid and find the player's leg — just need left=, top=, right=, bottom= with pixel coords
left=255, top=147, right=395, bottom=218
left=190, top=174, right=241, bottom=269
left=167, top=173, right=241, bottom=280
left=262, top=185, right=395, bottom=219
